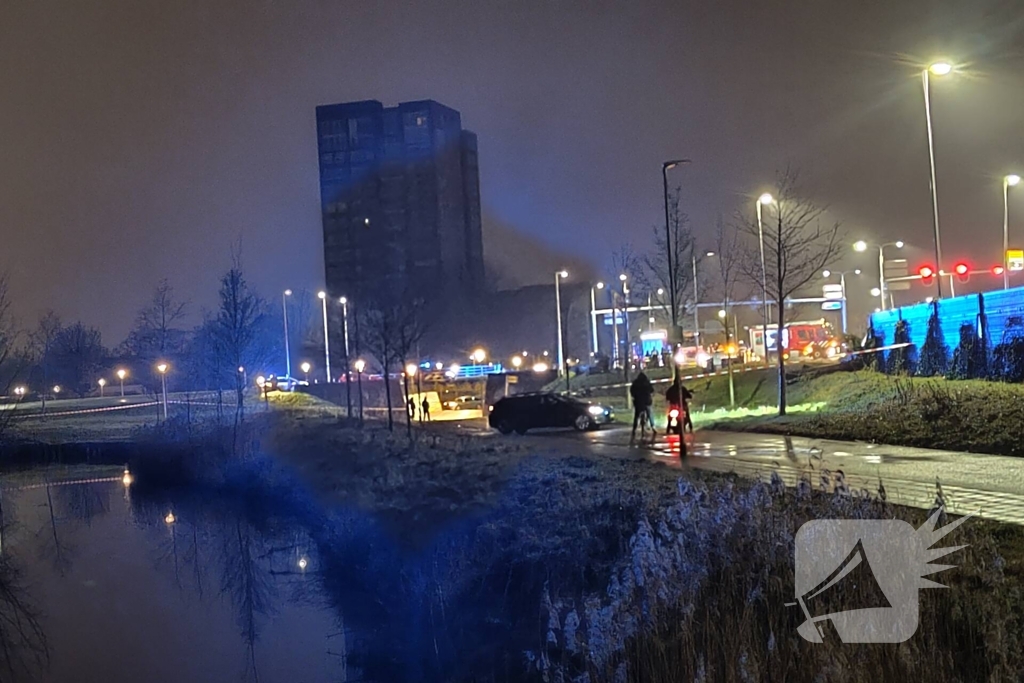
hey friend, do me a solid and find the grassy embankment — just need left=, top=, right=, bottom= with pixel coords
left=262, top=392, right=1024, bottom=681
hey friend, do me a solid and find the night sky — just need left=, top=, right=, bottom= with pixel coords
left=2, top=0, right=1023, bottom=342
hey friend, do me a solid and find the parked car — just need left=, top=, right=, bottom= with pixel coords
left=488, top=392, right=614, bottom=435
left=444, top=394, right=481, bottom=410
left=270, top=375, right=307, bottom=392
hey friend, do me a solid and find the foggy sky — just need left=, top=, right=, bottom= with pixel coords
left=2, top=0, right=1024, bottom=342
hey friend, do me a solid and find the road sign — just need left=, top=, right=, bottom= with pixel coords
left=1009, top=249, right=1024, bottom=272
left=821, top=301, right=843, bottom=311
left=823, top=284, right=843, bottom=301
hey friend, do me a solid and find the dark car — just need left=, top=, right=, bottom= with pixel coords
left=488, top=392, right=614, bottom=435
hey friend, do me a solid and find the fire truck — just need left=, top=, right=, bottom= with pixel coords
left=748, top=319, right=842, bottom=361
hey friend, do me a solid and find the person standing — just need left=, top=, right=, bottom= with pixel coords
left=421, top=396, right=431, bottom=422
left=629, top=371, right=655, bottom=444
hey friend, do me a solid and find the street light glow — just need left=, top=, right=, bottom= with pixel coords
left=405, top=363, right=417, bottom=377
left=117, top=368, right=126, bottom=380
left=822, top=270, right=832, bottom=278
left=758, top=193, right=774, bottom=205
left=339, top=296, right=347, bottom=304
left=895, top=240, right=905, bottom=249
left=929, top=62, right=953, bottom=76
left=853, top=240, right=868, bottom=252
left=471, top=348, right=487, bottom=364
left=854, top=269, right=862, bottom=275
left=558, top=270, right=568, bottom=278
left=871, top=287, right=882, bottom=297
left=618, top=273, right=627, bottom=281
left=511, top=355, right=523, bottom=368
left=98, top=378, right=106, bottom=387
left=317, top=291, right=326, bottom=299
left=284, top=289, right=292, bottom=296
left=717, top=309, right=726, bottom=319
left=300, top=362, right=311, bottom=374
left=354, top=359, right=366, bottom=373
left=595, top=282, right=604, bottom=289
left=532, top=362, right=549, bottom=373
left=1007, top=174, right=1022, bottom=187
left=256, top=375, right=266, bottom=387
left=156, top=363, right=168, bottom=374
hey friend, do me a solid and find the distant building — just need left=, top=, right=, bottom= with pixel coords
left=315, top=99, right=484, bottom=305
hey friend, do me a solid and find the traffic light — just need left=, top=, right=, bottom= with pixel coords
left=919, top=265, right=935, bottom=286
left=954, top=262, right=970, bottom=283
left=993, top=265, right=1006, bottom=276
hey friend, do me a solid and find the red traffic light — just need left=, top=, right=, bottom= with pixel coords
left=993, top=265, right=1006, bottom=276
left=919, top=265, right=934, bottom=279
left=954, top=263, right=969, bottom=276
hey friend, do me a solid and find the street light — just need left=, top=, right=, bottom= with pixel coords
left=282, top=289, right=293, bottom=380
left=116, top=368, right=127, bottom=397
left=156, top=363, right=169, bottom=420
left=921, top=61, right=953, bottom=298
left=822, top=269, right=862, bottom=334
left=318, top=291, right=331, bottom=383
left=590, top=282, right=605, bottom=356
left=98, top=377, right=107, bottom=398
left=1003, top=174, right=1021, bottom=290
left=472, top=348, right=487, bottom=364
left=692, top=250, right=716, bottom=349
left=300, top=361, right=311, bottom=383
left=554, top=270, right=568, bottom=378
left=662, top=159, right=691, bottom=348
left=511, top=355, right=523, bottom=369
left=354, top=359, right=365, bottom=425
left=755, top=193, right=774, bottom=366
left=854, top=240, right=904, bottom=310
left=339, top=296, right=352, bottom=417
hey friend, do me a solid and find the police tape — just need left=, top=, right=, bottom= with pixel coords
left=13, top=401, right=160, bottom=420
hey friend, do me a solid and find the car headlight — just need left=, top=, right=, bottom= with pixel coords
left=588, top=405, right=605, bottom=416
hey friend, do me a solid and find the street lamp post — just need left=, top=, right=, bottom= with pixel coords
left=854, top=240, right=904, bottom=311
left=662, top=159, right=691, bottom=346
left=340, top=297, right=352, bottom=417
left=282, top=289, right=292, bottom=380
left=317, top=291, right=332, bottom=383
left=354, top=359, right=365, bottom=426
left=922, top=61, right=952, bottom=298
left=117, top=368, right=127, bottom=397
left=98, top=378, right=106, bottom=398
left=756, top=194, right=774, bottom=367
left=554, top=270, right=568, bottom=379
left=619, top=273, right=630, bottom=374
left=156, top=363, right=168, bottom=420
left=1004, top=174, right=1020, bottom=290
left=300, top=361, right=311, bottom=384
left=590, top=282, right=604, bottom=357
left=691, top=251, right=715, bottom=350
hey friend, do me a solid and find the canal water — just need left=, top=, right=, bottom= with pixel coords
left=0, top=471, right=346, bottom=683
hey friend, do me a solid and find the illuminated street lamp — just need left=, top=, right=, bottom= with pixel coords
left=511, top=355, right=523, bottom=369
left=300, top=361, right=311, bottom=383
left=921, top=61, right=954, bottom=298
left=554, top=270, right=568, bottom=378
left=282, top=289, right=293, bottom=381
left=472, top=348, right=487, bottom=364
left=116, top=368, right=127, bottom=397
left=53, top=385, right=61, bottom=396
left=255, top=375, right=269, bottom=409
left=156, top=363, right=169, bottom=419
left=318, top=291, right=332, bottom=383
left=354, top=359, right=365, bottom=425
left=854, top=239, right=904, bottom=310
left=339, top=296, right=352, bottom=417
left=97, top=377, right=107, bottom=397
left=1003, top=174, right=1021, bottom=290
left=13, top=386, right=25, bottom=398
left=590, top=282, right=605, bottom=356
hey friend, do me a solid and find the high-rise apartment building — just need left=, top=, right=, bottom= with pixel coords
left=316, top=99, right=484, bottom=305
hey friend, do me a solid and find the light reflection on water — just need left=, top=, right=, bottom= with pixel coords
left=0, top=474, right=344, bottom=683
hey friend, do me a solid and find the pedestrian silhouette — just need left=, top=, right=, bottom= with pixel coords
left=421, top=397, right=431, bottom=421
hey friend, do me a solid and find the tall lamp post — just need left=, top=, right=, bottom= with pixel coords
left=116, top=368, right=127, bottom=397
left=282, top=289, right=292, bottom=379
left=1004, top=174, right=1021, bottom=290
left=156, top=363, right=168, bottom=420
left=554, top=270, right=568, bottom=379
left=590, top=282, right=604, bottom=357
left=340, top=296, right=352, bottom=417
left=317, top=291, right=331, bottom=383
left=98, top=378, right=106, bottom=398
left=854, top=240, right=903, bottom=310
left=822, top=269, right=862, bottom=335
left=662, top=159, right=691, bottom=346
left=618, top=273, right=630, bottom=373
left=756, top=193, right=774, bottom=367
left=922, top=61, right=952, bottom=298
left=690, top=250, right=715, bottom=349
left=354, top=359, right=365, bottom=426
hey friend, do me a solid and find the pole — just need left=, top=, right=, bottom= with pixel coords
left=356, top=370, right=364, bottom=426
left=554, top=272, right=565, bottom=378
left=878, top=246, right=887, bottom=311
left=119, top=377, right=125, bottom=397
left=320, top=295, right=332, bottom=383
left=342, top=299, right=352, bottom=416
left=756, top=201, right=771, bottom=368
left=1004, top=179, right=1011, bottom=290
left=590, top=287, right=599, bottom=356
left=922, top=69, right=944, bottom=299
left=691, top=253, right=700, bottom=349
left=161, top=374, right=168, bottom=420
left=282, top=290, right=292, bottom=379
left=621, top=278, right=631, bottom=379
left=663, top=160, right=689, bottom=456
left=840, top=273, right=848, bottom=335
left=611, top=294, right=620, bottom=367
left=724, top=307, right=735, bottom=407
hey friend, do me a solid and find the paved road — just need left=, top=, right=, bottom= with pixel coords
left=489, top=424, right=1024, bottom=525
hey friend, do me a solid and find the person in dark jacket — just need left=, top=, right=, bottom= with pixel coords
left=629, top=371, right=655, bottom=443
left=665, top=377, right=694, bottom=435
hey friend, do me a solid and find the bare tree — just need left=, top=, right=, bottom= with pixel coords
left=358, top=296, right=427, bottom=434
left=0, top=275, right=28, bottom=437
left=50, top=322, right=106, bottom=396
left=212, top=260, right=268, bottom=429
left=28, top=311, right=62, bottom=410
left=122, top=279, right=189, bottom=361
left=644, top=187, right=699, bottom=339
left=740, top=170, right=844, bottom=414
left=714, top=218, right=746, bottom=407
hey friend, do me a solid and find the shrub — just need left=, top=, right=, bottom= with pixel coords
left=886, top=318, right=912, bottom=374
left=917, top=302, right=948, bottom=377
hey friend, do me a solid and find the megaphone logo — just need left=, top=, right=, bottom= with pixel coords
left=793, top=510, right=970, bottom=643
